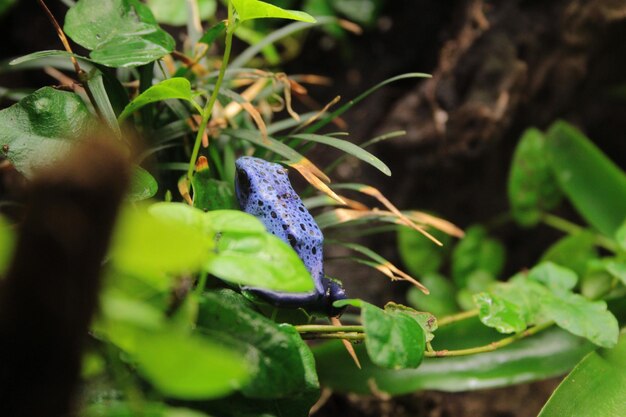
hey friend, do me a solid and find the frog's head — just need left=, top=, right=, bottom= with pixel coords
left=321, top=277, right=348, bottom=317
left=234, top=156, right=257, bottom=209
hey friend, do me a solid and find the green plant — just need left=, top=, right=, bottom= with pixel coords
left=0, top=1, right=624, bottom=417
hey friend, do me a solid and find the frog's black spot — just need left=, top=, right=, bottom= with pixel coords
left=282, top=224, right=289, bottom=230
left=298, top=206, right=305, bottom=212
left=287, top=233, right=297, bottom=248
left=236, top=168, right=251, bottom=207
left=257, top=200, right=264, bottom=206
left=270, top=211, right=277, bottom=219
left=300, top=223, right=306, bottom=231
left=276, top=169, right=284, bottom=175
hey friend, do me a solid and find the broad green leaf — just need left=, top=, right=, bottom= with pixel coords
left=206, top=231, right=314, bottom=292
left=110, top=205, right=214, bottom=276
left=546, top=121, right=626, bottom=236
left=406, top=274, right=458, bottom=317
left=290, top=133, right=391, bottom=176
left=8, top=50, right=93, bottom=68
left=488, top=274, right=549, bottom=327
left=147, top=0, right=217, bottom=26
left=451, top=225, right=505, bottom=288
left=528, top=262, right=578, bottom=292
left=361, top=301, right=425, bottom=369
left=581, top=261, right=615, bottom=300
left=474, top=292, right=527, bottom=333
left=508, top=128, right=562, bottom=227
left=333, top=0, right=381, bottom=25
left=615, top=219, right=626, bottom=251
left=0, top=215, right=15, bottom=276
left=541, top=231, right=597, bottom=277
left=397, top=224, right=451, bottom=276
left=198, top=290, right=320, bottom=399
left=129, top=166, right=158, bottom=201
left=205, top=209, right=267, bottom=233
left=0, top=87, right=94, bottom=177
left=599, top=258, right=626, bottom=285
left=133, top=329, right=250, bottom=399
left=542, top=291, right=618, bottom=348
left=538, top=334, right=626, bottom=417
left=84, top=401, right=211, bottom=417
left=199, top=21, right=227, bottom=45
left=456, top=270, right=497, bottom=311
left=314, top=319, right=593, bottom=394
left=231, top=0, right=316, bottom=23
left=86, top=68, right=121, bottom=136
left=64, top=0, right=176, bottom=67
left=118, top=78, right=201, bottom=122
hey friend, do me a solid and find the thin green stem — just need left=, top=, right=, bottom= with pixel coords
left=300, top=332, right=365, bottom=341
left=437, top=309, right=479, bottom=327
left=187, top=1, right=236, bottom=180
left=194, top=271, right=209, bottom=295
left=425, top=321, right=553, bottom=358
left=295, top=324, right=364, bottom=333
left=542, top=213, right=616, bottom=252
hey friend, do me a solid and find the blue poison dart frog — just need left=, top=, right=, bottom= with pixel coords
left=234, top=156, right=347, bottom=317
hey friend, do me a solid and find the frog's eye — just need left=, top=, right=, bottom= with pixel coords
left=236, top=168, right=251, bottom=207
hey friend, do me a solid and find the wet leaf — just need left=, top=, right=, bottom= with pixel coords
left=231, top=0, right=316, bottom=23
left=129, top=166, right=158, bottom=201
left=474, top=292, right=527, bottom=334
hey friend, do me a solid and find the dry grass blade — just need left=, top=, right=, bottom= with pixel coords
left=290, top=160, right=346, bottom=205
left=331, top=317, right=362, bottom=369
left=299, top=95, right=342, bottom=130
left=409, top=210, right=465, bottom=238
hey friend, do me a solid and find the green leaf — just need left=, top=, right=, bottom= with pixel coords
left=384, top=302, right=437, bottom=343
left=290, top=133, right=391, bottom=176
left=110, top=205, right=214, bottom=276
left=132, top=329, right=250, bottom=399
left=451, top=225, right=505, bottom=288
left=541, top=231, right=598, bottom=277
left=406, top=273, right=458, bottom=317
left=546, top=121, right=626, bottom=236
left=207, top=231, right=315, bottom=292
left=199, top=21, right=227, bottom=45
left=129, top=166, right=158, bottom=201
left=84, top=401, right=212, bottom=417
left=542, top=291, right=619, bottom=348
left=198, top=290, right=320, bottom=399
left=0, top=215, right=15, bottom=276
left=508, top=128, right=562, bottom=227
left=64, top=0, right=176, bottom=67
left=85, top=68, right=121, bottom=136
left=314, top=319, right=593, bottom=394
left=333, top=0, right=381, bottom=25
left=0, top=87, right=94, bottom=177
left=361, top=301, right=425, bottom=369
left=538, top=333, right=626, bottom=417
left=231, top=0, right=316, bottom=23
left=397, top=224, right=451, bottom=276
left=147, top=0, right=217, bottom=26
left=528, top=262, right=578, bottom=292
left=192, top=177, right=237, bottom=211
left=615, top=219, right=626, bottom=251
left=205, top=209, right=267, bottom=233
left=118, top=78, right=201, bottom=122
left=474, top=292, right=527, bottom=334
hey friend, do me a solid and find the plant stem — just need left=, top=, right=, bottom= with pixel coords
left=296, top=324, right=364, bottom=333
left=437, top=309, right=479, bottom=327
left=425, top=321, right=553, bottom=358
left=300, top=332, right=365, bottom=341
left=542, top=213, right=616, bottom=252
left=186, top=1, right=235, bottom=180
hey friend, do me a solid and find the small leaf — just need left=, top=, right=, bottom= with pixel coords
left=118, top=78, right=201, bottom=122
left=205, top=209, right=267, bottom=233
left=474, top=292, right=527, bottom=334
left=129, top=166, right=158, bottom=201
left=397, top=225, right=451, bottom=276
left=542, top=291, right=618, bottom=348
left=546, top=121, right=626, bottom=237
left=147, top=0, right=217, bottom=26
left=206, top=231, right=315, bottom=292
left=384, top=302, right=438, bottom=343
left=538, top=334, right=626, bottom=417
left=451, top=225, right=505, bottom=288
left=407, top=274, right=458, bottom=317
left=0, top=87, right=94, bottom=177
left=231, top=0, right=316, bottom=23
left=528, top=262, right=578, bottom=292
left=64, top=0, right=176, bottom=67
left=361, top=301, right=425, bottom=369
left=290, top=133, right=391, bottom=176
left=508, top=128, right=562, bottom=227
left=199, top=21, right=227, bottom=45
